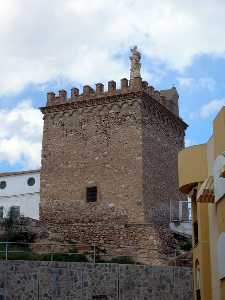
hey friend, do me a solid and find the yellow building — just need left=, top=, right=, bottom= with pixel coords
left=178, top=107, right=225, bottom=300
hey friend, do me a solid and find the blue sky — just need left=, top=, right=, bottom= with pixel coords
left=1, top=0, right=225, bottom=172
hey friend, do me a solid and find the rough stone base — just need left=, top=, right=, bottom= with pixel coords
left=45, top=221, right=177, bottom=266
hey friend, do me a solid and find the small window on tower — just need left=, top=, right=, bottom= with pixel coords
left=86, top=186, right=97, bottom=202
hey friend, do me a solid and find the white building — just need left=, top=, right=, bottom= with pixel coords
left=0, top=170, right=40, bottom=220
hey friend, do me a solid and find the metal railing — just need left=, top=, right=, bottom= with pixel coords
left=0, top=241, right=192, bottom=266
left=170, top=199, right=192, bottom=223
left=0, top=241, right=96, bottom=263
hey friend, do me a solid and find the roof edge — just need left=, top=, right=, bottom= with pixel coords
left=0, top=169, right=40, bottom=178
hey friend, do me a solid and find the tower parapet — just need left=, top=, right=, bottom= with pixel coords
left=45, top=79, right=180, bottom=117
left=44, top=48, right=180, bottom=116
left=160, top=87, right=179, bottom=116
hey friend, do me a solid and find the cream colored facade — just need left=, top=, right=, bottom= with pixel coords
left=178, top=107, right=225, bottom=300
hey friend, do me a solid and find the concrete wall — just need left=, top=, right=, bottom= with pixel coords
left=0, top=261, right=192, bottom=300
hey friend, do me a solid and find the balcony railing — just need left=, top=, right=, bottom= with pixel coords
left=170, top=200, right=192, bottom=223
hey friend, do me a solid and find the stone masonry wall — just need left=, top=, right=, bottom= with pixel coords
left=41, top=97, right=144, bottom=224
left=46, top=222, right=174, bottom=265
left=142, top=96, right=187, bottom=225
left=0, top=261, right=192, bottom=300
left=40, top=80, right=187, bottom=263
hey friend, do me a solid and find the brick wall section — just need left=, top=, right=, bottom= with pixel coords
left=0, top=261, right=193, bottom=299
left=40, top=81, right=187, bottom=263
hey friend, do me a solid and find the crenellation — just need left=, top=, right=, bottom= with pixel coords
left=83, top=85, right=95, bottom=96
left=154, top=90, right=160, bottom=100
left=120, top=78, right=129, bottom=91
left=46, top=91, right=68, bottom=106
left=47, top=92, right=56, bottom=105
left=142, top=80, right=148, bottom=89
left=44, top=81, right=181, bottom=121
left=96, top=83, right=104, bottom=94
left=59, top=89, right=67, bottom=99
left=44, top=81, right=181, bottom=120
left=147, top=85, right=155, bottom=96
left=108, top=80, right=116, bottom=93
left=160, top=87, right=179, bottom=116
left=71, top=87, right=79, bottom=99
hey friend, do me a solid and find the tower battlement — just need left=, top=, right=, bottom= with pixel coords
left=46, top=77, right=179, bottom=116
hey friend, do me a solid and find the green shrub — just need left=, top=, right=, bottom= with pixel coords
left=94, top=255, right=107, bottom=263
left=51, top=252, right=89, bottom=262
left=1, top=213, right=36, bottom=244
left=180, top=240, right=192, bottom=251
left=6, top=231, right=36, bottom=244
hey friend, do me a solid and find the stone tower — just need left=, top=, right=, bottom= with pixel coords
left=40, top=47, right=187, bottom=263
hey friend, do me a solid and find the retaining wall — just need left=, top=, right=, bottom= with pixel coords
left=0, top=261, right=192, bottom=299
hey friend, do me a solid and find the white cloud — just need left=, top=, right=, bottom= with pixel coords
left=177, top=77, right=195, bottom=88
left=177, top=76, right=216, bottom=91
left=0, top=0, right=225, bottom=94
left=188, top=111, right=197, bottom=120
left=0, top=101, right=43, bottom=169
left=200, top=99, right=225, bottom=119
left=199, top=77, right=216, bottom=91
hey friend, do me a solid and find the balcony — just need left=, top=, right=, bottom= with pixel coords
left=178, top=144, right=208, bottom=194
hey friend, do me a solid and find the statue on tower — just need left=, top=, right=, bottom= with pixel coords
left=130, top=46, right=141, bottom=80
